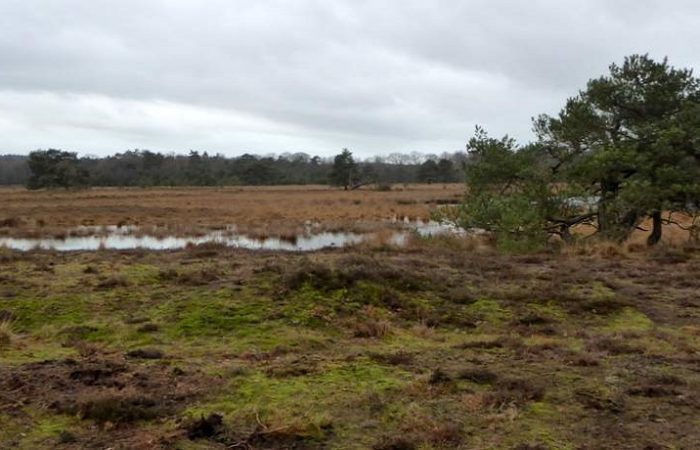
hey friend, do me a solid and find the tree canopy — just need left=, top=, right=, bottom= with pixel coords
left=329, top=148, right=358, bottom=190
left=26, top=149, right=89, bottom=190
left=456, top=55, right=700, bottom=248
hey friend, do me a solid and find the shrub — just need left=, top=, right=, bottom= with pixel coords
left=368, top=350, right=415, bottom=366
left=83, top=265, right=99, bottom=274
left=428, top=368, right=452, bottom=385
left=126, top=348, right=164, bottom=359
left=352, top=318, right=391, bottom=338
left=136, top=323, right=160, bottom=333
left=456, top=368, right=498, bottom=384
left=95, top=276, right=129, bottom=290
left=483, top=377, right=546, bottom=408
left=375, top=183, right=392, bottom=191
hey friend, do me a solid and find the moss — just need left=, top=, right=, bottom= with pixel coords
left=236, top=361, right=403, bottom=409
left=186, top=360, right=408, bottom=439
left=1, top=336, right=79, bottom=364
left=528, top=401, right=557, bottom=416
left=466, top=299, right=512, bottom=325
left=589, top=281, right=617, bottom=301
left=606, top=307, right=654, bottom=332
left=175, top=304, right=258, bottom=336
left=281, top=284, right=345, bottom=328
left=2, top=295, right=90, bottom=331
left=284, top=280, right=407, bottom=326
left=496, top=402, right=577, bottom=450
left=0, top=412, right=79, bottom=450
left=2, top=249, right=700, bottom=448
left=33, top=414, right=78, bottom=436
left=524, top=302, right=568, bottom=321
left=170, top=324, right=332, bottom=360
left=631, top=334, right=677, bottom=356
left=161, top=289, right=271, bottom=337
left=121, top=263, right=162, bottom=284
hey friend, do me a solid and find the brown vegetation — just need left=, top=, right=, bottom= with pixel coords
left=1, top=187, right=700, bottom=448
left=0, top=184, right=463, bottom=238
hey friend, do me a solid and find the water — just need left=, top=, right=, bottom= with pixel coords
left=0, top=229, right=366, bottom=252
left=564, top=196, right=600, bottom=208
left=411, top=218, right=465, bottom=236
left=0, top=219, right=464, bottom=253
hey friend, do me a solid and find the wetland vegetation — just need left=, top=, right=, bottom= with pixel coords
left=2, top=54, right=700, bottom=449
left=1, top=189, right=700, bottom=448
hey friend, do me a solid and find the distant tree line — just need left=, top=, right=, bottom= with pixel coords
left=0, top=155, right=31, bottom=185
left=0, top=149, right=468, bottom=188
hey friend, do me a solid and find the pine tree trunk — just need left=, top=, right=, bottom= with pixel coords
left=647, top=211, right=662, bottom=246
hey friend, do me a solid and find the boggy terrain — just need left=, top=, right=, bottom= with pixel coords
left=0, top=185, right=463, bottom=238
left=1, top=239, right=699, bottom=449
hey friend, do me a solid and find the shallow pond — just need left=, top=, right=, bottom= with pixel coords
left=0, top=220, right=462, bottom=252
left=0, top=230, right=367, bottom=252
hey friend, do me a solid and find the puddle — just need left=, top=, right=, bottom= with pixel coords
left=0, top=219, right=466, bottom=253
left=0, top=229, right=366, bottom=252
left=411, top=218, right=465, bottom=236
left=390, top=216, right=465, bottom=236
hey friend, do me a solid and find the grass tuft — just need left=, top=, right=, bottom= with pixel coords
left=0, top=320, right=15, bottom=349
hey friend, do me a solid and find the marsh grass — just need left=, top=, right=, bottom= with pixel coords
left=0, top=184, right=464, bottom=238
left=0, top=319, right=15, bottom=349
left=351, top=317, right=392, bottom=339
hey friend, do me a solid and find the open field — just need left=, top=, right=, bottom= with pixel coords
left=1, top=242, right=700, bottom=449
left=1, top=186, right=700, bottom=449
left=1, top=185, right=694, bottom=246
left=0, top=185, right=464, bottom=238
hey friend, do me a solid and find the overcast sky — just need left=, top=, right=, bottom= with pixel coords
left=1, top=1, right=699, bottom=157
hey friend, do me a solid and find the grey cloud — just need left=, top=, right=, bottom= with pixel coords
left=0, top=0, right=699, bottom=155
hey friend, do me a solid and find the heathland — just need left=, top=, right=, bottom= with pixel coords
left=1, top=185, right=699, bottom=449
left=0, top=185, right=463, bottom=238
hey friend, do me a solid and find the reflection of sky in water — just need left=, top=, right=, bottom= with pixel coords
left=412, top=218, right=464, bottom=236
left=0, top=220, right=462, bottom=253
left=0, top=230, right=366, bottom=252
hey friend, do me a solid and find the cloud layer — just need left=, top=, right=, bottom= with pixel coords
left=1, top=0, right=699, bottom=156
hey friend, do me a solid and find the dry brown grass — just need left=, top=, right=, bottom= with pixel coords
left=0, top=184, right=463, bottom=237
left=0, top=320, right=14, bottom=349
left=571, top=212, right=697, bottom=248
left=3, top=185, right=697, bottom=249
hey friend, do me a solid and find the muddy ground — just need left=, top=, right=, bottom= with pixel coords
left=1, top=241, right=699, bottom=449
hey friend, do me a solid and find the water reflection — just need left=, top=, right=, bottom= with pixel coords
left=412, top=218, right=464, bottom=236
left=0, top=230, right=365, bottom=252
left=0, top=219, right=464, bottom=253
